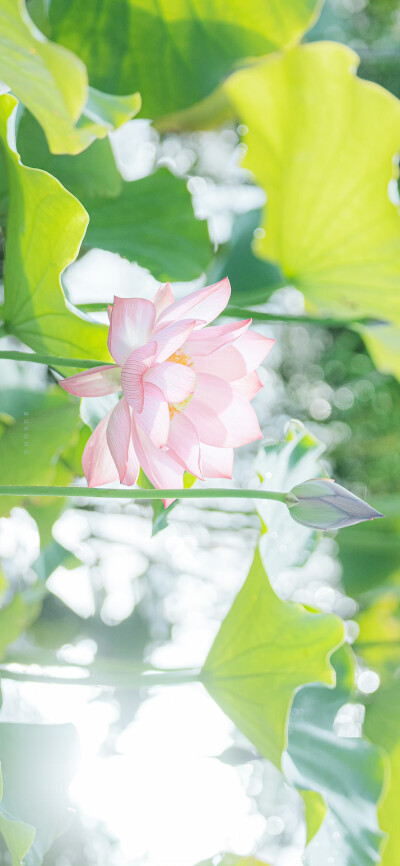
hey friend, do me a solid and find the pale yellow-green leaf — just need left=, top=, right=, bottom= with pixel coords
left=201, top=546, right=344, bottom=768
left=0, top=0, right=140, bottom=154
left=358, top=322, right=400, bottom=382
left=0, top=93, right=109, bottom=360
left=224, top=42, right=400, bottom=323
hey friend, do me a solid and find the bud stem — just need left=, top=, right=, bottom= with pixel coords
left=0, top=484, right=287, bottom=503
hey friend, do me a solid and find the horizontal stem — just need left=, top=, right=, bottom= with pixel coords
left=0, top=484, right=287, bottom=503
left=225, top=306, right=371, bottom=328
left=0, top=666, right=201, bottom=689
left=0, top=350, right=113, bottom=368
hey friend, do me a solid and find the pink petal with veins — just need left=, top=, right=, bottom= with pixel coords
left=144, top=361, right=196, bottom=404
left=121, top=342, right=157, bottom=412
left=192, top=332, right=274, bottom=381
left=82, top=411, right=118, bottom=488
left=135, top=382, right=170, bottom=448
left=155, top=278, right=231, bottom=329
left=132, top=418, right=184, bottom=505
left=184, top=319, right=251, bottom=356
left=168, top=412, right=203, bottom=479
left=59, top=365, right=121, bottom=397
left=185, top=373, right=262, bottom=447
left=153, top=319, right=197, bottom=363
left=153, top=282, right=175, bottom=320
left=106, top=397, right=132, bottom=483
left=200, top=443, right=234, bottom=479
left=108, top=297, right=156, bottom=365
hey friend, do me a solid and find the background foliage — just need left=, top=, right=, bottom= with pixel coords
left=0, top=1, right=399, bottom=865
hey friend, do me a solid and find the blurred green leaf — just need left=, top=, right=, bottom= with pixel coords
left=0, top=94, right=110, bottom=360
left=359, top=323, right=400, bottom=383
left=85, top=169, right=211, bottom=282
left=201, top=545, right=344, bottom=768
left=0, top=0, right=140, bottom=155
left=356, top=597, right=400, bottom=866
left=336, top=517, right=400, bottom=604
left=0, top=768, right=35, bottom=866
left=207, top=209, right=284, bottom=306
left=0, top=388, right=81, bottom=517
left=17, top=110, right=122, bottom=202
left=44, top=0, right=322, bottom=119
left=0, top=594, right=42, bottom=661
left=224, top=42, right=400, bottom=323
left=286, top=646, right=387, bottom=865
left=0, top=723, right=79, bottom=866
left=17, top=112, right=211, bottom=281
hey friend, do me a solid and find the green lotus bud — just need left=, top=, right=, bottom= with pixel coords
left=286, top=478, right=384, bottom=530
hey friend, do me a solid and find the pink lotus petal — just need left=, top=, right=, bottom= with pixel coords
left=185, top=373, right=262, bottom=447
left=106, top=397, right=132, bottom=483
left=234, top=371, right=263, bottom=400
left=200, top=443, right=234, bottom=479
left=108, top=297, right=156, bottom=365
left=132, top=418, right=184, bottom=505
left=59, top=365, right=121, bottom=397
left=82, top=411, right=119, bottom=488
left=121, top=342, right=157, bottom=413
left=184, top=319, right=251, bottom=356
left=122, top=437, right=140, bottom=486
left=168, top=412, right=203, bottom=479
left=155, top=278, right=231, bottom=329
left=153, top=319, right=197, bottom=363
left=153, top=282, right=175, bottom=320
left=144, top=361, right=196, bottom=404
left=135, top=382, right=170, bottom=448
left=193, top=332, right=275, bottom=381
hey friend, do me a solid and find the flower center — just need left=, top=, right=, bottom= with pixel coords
left=167, top=349, right=195, bottom=418
left=167, top=349, right=193, bottom=367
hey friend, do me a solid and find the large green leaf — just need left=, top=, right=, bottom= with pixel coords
left=286, top=646, right=387, bottom=866
left=201, top=545, right=344, bottom=768
left=224, top=42, right=400, bottom=323
left=0, top=0, right=140, bottom=154
left=17, top=111, right=212, bottom=281
left=0, top=94, right=109, bottom=359
left=44, top=0, right=322, bottom=119
left=0, top=723, right=79, bottom=866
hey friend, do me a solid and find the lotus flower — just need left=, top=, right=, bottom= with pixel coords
left=60, top=278, right=274, bottom=502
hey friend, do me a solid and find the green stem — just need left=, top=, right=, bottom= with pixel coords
left=0, top=350, right=114, bottom=369
left=225, top=306, right=370, bottom=328
left=0, top=484, right=287, bottom=503
left=0, top=666, right=201, bottom=689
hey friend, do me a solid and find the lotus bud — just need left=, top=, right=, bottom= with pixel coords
left=286, top=478, right=384, bottom=530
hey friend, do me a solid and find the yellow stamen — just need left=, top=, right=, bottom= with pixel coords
left=167, top=350, right=195, bottom=417
left=167, top=349, right=193, bottom=367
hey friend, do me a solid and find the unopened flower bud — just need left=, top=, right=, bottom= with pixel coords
left=286, top=478, right=384, bottom=530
